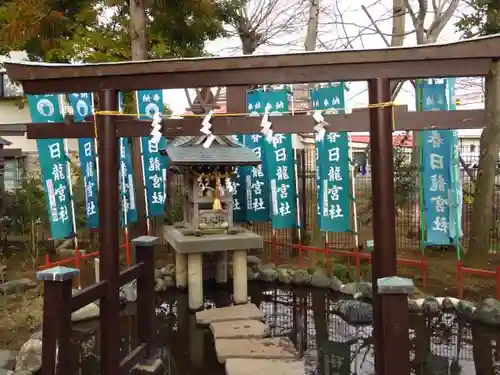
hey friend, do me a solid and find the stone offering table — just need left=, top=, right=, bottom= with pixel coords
left=164, top=225, right=263, bottom=310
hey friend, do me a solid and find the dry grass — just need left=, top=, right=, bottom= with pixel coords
left=0, top=290, right=44, bottom=349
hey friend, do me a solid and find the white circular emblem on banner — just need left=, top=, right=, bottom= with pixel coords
left=145, top=103, right=160, bottom=117
left=76, top=99, right=89, bottom=117
left=37, top=98, right=55, bottom=117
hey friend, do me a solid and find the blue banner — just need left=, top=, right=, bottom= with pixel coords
left=232, top=135, right=246, bottom=222
left=136, top=90, right=168, bottom=217
left=28, top=95, right=74, bottom=239
left=311, top=84, right=351, bottom=232
left=68, top=93, right=99, bottom=228
left=260, top=90, right=297, bottom=229
left=244, top=91, right=272, bottom=222
left=118, top=92, right=138, bottom=226
left=419, top=79, right=461, bottom=245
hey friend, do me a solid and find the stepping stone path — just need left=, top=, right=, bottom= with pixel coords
left=195, top=303, right=305, bottom=375
left=210, top=320, right=270, bottom=339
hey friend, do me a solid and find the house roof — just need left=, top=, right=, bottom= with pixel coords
left=166, top=135, right=261, bottom=166
left=350, top=135, right=414, bottom=147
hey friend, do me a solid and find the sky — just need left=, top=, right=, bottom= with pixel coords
left=161, top=0, right=484, bottom=136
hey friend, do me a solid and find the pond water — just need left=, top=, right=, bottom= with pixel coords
left=70, top=281, right=500, bottom=375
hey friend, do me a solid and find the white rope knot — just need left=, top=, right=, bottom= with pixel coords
left=150, top=112, right=163, bottom=144
left=313, top=110, right=327, bottom=141
left=261, top=104, right=274, bottom=143
left=201, top=110, right=215, bottom=148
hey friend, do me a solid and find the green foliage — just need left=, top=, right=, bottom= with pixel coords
left=4, top=159, right=88, bottom=253
left=0, top=0, right=239, bottom=62
left=309, top=259, right=370, bottom=283
left=362, top=133, right=417, bottom=211
left=392, top=134, right=417, bottom=209
left=0, top=0, right=99, bottom=61
left=3, top=171, right=47, bottom=265
left=4, top=172, right=46, bottom=236
left=456, top=0, right=500, bottom=37
left=67, top=157, right=90, bottom=239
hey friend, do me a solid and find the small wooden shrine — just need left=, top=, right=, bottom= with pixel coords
left=163, top=134, right=264, bottom=310
left=165, top=135, right=259, bottom=235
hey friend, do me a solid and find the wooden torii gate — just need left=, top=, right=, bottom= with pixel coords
left=5, top=35, right=499, bottom=375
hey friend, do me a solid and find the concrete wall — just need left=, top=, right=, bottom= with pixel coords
left=0, top=99, right=79, bottom=175
left=0, top=101, right=79, bottom=152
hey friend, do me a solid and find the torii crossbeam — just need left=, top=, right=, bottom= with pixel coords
left=6, top=34, right=500, bottom=375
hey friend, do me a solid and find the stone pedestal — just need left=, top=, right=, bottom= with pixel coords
left=215, top=252, right=228, bottom=284
left=164, top=226, right=263, bottom=310
left=233, top=250, right=248, bottom=304
left=175, top=253, right=188, bottom=288
left=188, top=253, right=203, bottom=310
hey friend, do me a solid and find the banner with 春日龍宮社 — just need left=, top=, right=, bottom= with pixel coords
left=68, top=93, right=99, bottom=229
left=28, top=94, right=74, bottom=239
left=136, top=89, right=168, bottom=217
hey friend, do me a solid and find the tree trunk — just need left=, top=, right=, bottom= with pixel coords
left=468, top=61, right=500, bottom=261
left=129, top=0, right=149, bottom=236
left=130, top=0, right=148, bottom=61
left=303, top=0, right=321, bottom=253
left=304, top=0, right=319, bottom=51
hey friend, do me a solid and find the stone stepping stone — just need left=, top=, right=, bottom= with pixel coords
left=196, top=303, right=264, bottom=325
left=215, top=337, right=298, bottom=364
left=226, top=359, right=306, bottom=375
left=210, top=320, right=270, bottom=339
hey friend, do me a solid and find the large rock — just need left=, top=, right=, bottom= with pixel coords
left=422, top=296, right=441, bottom=315
left=154, top=268, right=162, bottom=279
left=310, top=269, right=331, bottom=288
left=357, top=282, right=372, bottom=300
left=455, top=300, right=476, bottom=321
left=329, top=276, right=343, bottom=292
left=339, top=282, right=357, bottom=296
left=246, top=266, right=257, bottom=281
left=0, top=279, right=37, bottom=295
left=441, top=297, right=456, bottom=311
left=408, top=299, right=422, bottom=313
left=119, top=280, right=137, bottom=302
left=276, top=268, right=292, bottom=284
left=331, top=300, right=373, bottom=325
left=15, top=332, right=42, bottom=373
left=258, top=265, right=278, bottom=283
left=247, top=255, right=262, bottom=267
left=291, top=269, right=311, bottom=285
left=72, top=301, right=100, bottom=322
left=154, top=278, right=167, bottom=292
left=247, top=256, right=263, bottom=275
left=473, top=298, right=500, bottom=326
left=160, top=264, right=175, bottom=277
left=163, top=275, right=175, bottom=288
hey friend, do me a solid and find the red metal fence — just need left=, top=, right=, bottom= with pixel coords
left=37, top=142, right=500, bottom=298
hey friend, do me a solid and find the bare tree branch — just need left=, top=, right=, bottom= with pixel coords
left=361, top=5, right=390, bottom=46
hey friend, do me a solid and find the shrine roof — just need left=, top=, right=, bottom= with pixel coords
left=165, top=135, right=260, bottom=166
